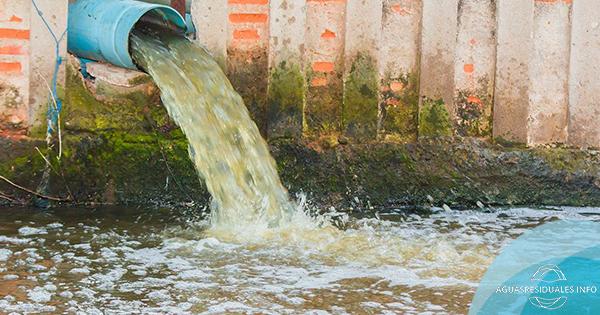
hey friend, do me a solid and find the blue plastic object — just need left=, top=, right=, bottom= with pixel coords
left=68, top=0, right=186, bottom=69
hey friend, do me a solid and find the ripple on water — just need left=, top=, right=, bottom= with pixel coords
left=1, top=206, right=599, bottom=314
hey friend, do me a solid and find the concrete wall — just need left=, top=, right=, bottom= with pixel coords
left=493, top=0, right=534, bottom=143
left=568, top=0, right=600, bottom=149
left=3, top=0, right=600, bottom=148
left=528, top=0, right=571, bottom=145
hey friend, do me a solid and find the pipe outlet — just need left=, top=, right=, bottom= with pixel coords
left=68, top=0, right=187, bottom=69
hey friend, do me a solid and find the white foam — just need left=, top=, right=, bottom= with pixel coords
left=147, top=290, right=171, bottom=301
left=3, top=274, right=18, bottom=280
left=3, top=206, right=598, bottom=314
left=0, top=235, right=31, bottom=244
left=70, top=267, right=91, bottom=275
left=46, top=223, right=63, bottom=229
left=0, top=248, right=11, bottom=261
left=18, top=226, right=47, bottom=236
left=27, top=287, right=52, bottom=303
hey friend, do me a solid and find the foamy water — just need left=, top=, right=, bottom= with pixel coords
left=1, top=206, right=599, bottom=314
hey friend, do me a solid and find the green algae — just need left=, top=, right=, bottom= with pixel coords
left=532, top=146, right=591, bottom=173
left=343, top=53, right=379, bottom=139
left=267, top=61, right=305, bottom=139
left=380, top=72, right=419, bottom=142
left=0, top=62, right=204, bottom=206
left=418, top=97, right=452, bottom=137
left=304, top=66, right=343, bottom=136
left=127, top=74, right=153, bottom=86
left=454, top=89, right=492, bottom=137
left=61, top=65, right=168, bottom=133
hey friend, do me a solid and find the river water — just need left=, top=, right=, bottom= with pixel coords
left=1, top=206, right=599, bottom=314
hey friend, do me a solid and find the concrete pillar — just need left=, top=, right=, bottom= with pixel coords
left=528, top=0, right=572, bottom=145
left=342, top=0, right=382, bottom=139
left=304, top=0, right=346, bottom=136
left=267, top=0, right=306, bottom=139
left=226, top=0, right=271, bottom=135
left=379, top=0, right=422, bottom=141
left=493, top=0, right=534, bottom=143
left=567, top=0, right=600, bottom=148
left=453, top=0, right=496, bottom=137
left=418, top=0, right=458, bottom=137
left=191, top=0, right=228, bottom=67
left=28, top=0, right=68, bottom=129
left=0, top=0, right=32, bottom=137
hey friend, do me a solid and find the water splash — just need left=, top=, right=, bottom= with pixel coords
left=3, top=206, right=596, bottom=313
left=131, top=31, right=296, bottom=229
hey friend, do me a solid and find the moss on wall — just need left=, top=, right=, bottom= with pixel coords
left=267, top=61, right=305, bottom=139
left=305, top=68, right=343, bottom=137
left=59, top=65, right=170, bottom=133
left=380, top=72, right=419, bottom=142
left=0, top=64, right=205, bottom=207
left=343, top=53, right=379, bottom=139
left=454, top=88, right=493, bottom=137
left=4, top=128, right=600, bottom=210
left=418, top=97, right=452, bottom=137
left=4, top=56, right=600, bottom=210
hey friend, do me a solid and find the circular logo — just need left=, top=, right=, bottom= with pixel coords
left=470, top=220, right=600, bottom=314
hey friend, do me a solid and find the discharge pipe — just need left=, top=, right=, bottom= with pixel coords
left=67, top=0, right=187, bottom=70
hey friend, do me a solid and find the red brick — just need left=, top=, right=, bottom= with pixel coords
left=0, top=28, right=30, bottom=40
left=0, top=62, right=22, bottom=73
left=312, top=62, right=335, bottom=72
left=0, top=45, right=25, bottom=55
left=463, top=64, right=474, bottom=73
left=321, top=29, right=336, bottom=39
left=233, top=29, right=260, bottom=40
left=229, top=13, right=268, bottom=23
left=311, top=77, right=328, bottom=87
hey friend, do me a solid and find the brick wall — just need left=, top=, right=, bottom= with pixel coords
left=2, top=0, right=600, bottom=149
left=0, top=0, right=67, bottom=138
left=191, top=0, right=600, bottom=147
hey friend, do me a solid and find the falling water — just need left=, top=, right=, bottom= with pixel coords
left=130, top=30, right=295, bottom=228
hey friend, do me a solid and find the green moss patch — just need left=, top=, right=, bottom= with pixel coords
left=61, top=65, right=166, bottom=133
left=267, top=61, right=305, bottom=139
left=305, top=68, right=343, bottom=136
left=380, top=72, right=419, bottom=142
left=343, top=53, right=379, bottom=139
left=455, top=89, right=492, bottom=137
left=418, top=97, right=452, bottom=137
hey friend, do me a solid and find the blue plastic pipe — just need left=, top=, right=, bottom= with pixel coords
left=68, top=0, right=186, bottom=69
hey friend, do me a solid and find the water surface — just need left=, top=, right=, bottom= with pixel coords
left=1, top=206, right=598, bottom=314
